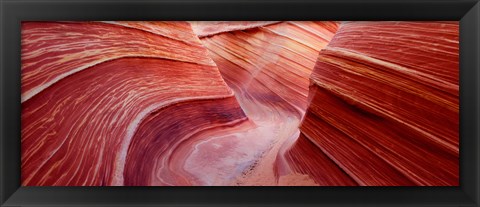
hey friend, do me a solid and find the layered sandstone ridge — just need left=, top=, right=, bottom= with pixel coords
left=196, top=21, right=340, bottom=185
left=190, top=21, right=280, bottom=37
left=21, top=21, right=459, bottom=186
left=280, top=21, right=459, bottom=186
left=21, top=21, right=248, bottom=186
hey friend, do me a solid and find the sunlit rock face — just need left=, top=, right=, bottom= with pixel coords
left=281, top=21, right=459, bottom=186
left=21, top=21, right=459, bottom=186
left=197, top=22, right=340, bottom=185
left=199, top=22, right=339, bottom=115
left=21, top=21, right=247, bottom=186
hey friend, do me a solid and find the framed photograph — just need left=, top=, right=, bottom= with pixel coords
left=1, top=0, right=479, bottom=206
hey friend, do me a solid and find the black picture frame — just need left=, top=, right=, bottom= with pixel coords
left=1, top=0, right=479, bottom=206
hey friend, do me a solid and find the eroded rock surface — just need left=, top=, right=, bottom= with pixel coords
left=281, top=21, right=459, bottom=186
left=21, top=21, right=459, bottom=186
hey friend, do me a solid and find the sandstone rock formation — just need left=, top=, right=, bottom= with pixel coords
left=196, top=21, right=342, bottom=185
left=280, top=21, right=459, bottom=186
left=21, top=21, right=459, bottom=186
left=21, top=21, right=247, bottom=186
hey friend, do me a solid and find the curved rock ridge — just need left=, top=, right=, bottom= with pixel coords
left=198, top=21, right=341, bottom=185
left=102, top=21, right=205, bottom=44
left=201, top=21, right=340, bottom=116
left=21, top=21, right=214, bottom=102
left=124, top=97, right=249, bottom=186
left=21, top=21, right=460, bottom=186
left=278, top=134, right=358, bottom=186
left=21, top=22, right=245, bottom=186
left=282, top=21, right=459, bottom=186
left=190, top=21, right=280, bottom=37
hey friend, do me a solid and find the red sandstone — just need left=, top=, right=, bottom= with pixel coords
left=21, top=21, right=459, bottom=186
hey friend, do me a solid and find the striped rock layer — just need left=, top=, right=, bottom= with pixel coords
left=281, top=21, right=459, bottom=186
left=190, top=21, right=280, bottom=37
left=200, top=21, right=339, bottom=116
left=21, top=21, right=459, bottom=186
left=21, top=21, right=248, bottom=186
left=197, top=21, right=340, bottom=185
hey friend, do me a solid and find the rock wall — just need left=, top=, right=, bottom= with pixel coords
left=281, top=21, right=459, bottom=186
left=21, top=21, right=246, bottom=186
left=21, top=21, right=459, bottom=186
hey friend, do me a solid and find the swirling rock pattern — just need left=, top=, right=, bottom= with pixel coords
left=200, top=21, right=339, bottom=115
left=21, top=21, right=212, bottom=103
left=21, top=21, right=459, bottom=186
left=281, top=21, right=459, bottom=186
left=190, top=21, right=280, bottom=37
left=21, top=21, right=245, bottom=186
left=197, top=21, right=340, bottom=185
